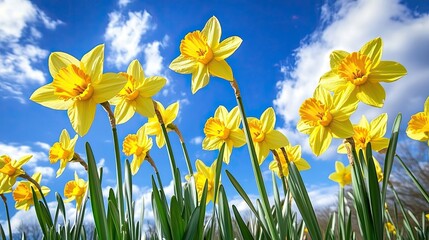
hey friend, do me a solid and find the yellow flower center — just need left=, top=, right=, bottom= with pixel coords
left=204, top=118, right=230, bottom=140
left=53, top=64, right=94, bottom=101
left=248, top=119, right=265, bottom=142
left=13, top=183, right=32, bottom=202
left=49, top=142, right=71, bottom=163
left=180, top=31, right=214, bottom=64
left=118, top=73, right=140, bottom=101
left=342, top=172, right=352, bottom=186
left=64, top=181, right=86, bottom=198
left=353, top=126, right=371, bottom=150
left=299, top=98, right=333, bottom=127
left=123, top=134, right=144, bottom=156
left=0, top=156, right=15, bottom=176
left=338, top=52, right=372, bottom=86
left=408, top=112, right=429, bottom=136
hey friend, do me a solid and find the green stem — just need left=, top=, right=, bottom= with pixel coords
left=1, top=194, right=12, bottom=240
left=101, top=102, right=125, bottom=225
left=230, top=79, right=279, bottom=240
left=169, top=123, right=193, bottom=175
left=339, top=187, right=345, bottom=240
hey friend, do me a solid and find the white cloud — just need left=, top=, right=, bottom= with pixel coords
left=34, top=141, right=50, bottom=151
left=104, top=10, right=153, bottom=68
left=190, top=136, right=203, bottom=145
left=33, top=166, right=55, bottom=180
left=274, top=0, right=429, bottom=158
left=118, top=0, right=132, bottom=8
left=0, top=0, right=62, bottom=103
left=0, top=142, right=48, bottom=167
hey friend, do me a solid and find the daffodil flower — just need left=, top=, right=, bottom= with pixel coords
left=247, top=107, right=289, bottom=164
left=269, top=145, right=310, bottom=178
left=169, top=16, right=242, bottom=94
left=385, top=222, right=396, bottom=235
left=328, top=161, right=352, bottom=188
left=203, top=106, right=245, bottom=164
left=297, top=87, right=358, bottom=156
left=185, top=159, right=217, bottom=205
left=0, top=155, right=32, bottom=193
left=122, top=126, right=153, bottom=175
left=49, top=129, right=78, bottom=177
left=64, top=172, right=87, bottom=209
left=110, top=60, right=166, bottom=124
left=406, top=96, right=429, bottom=145
left=30, top=44, right=127, bottom=136
left=319, top=37, right=407, bottom=107
left=144, top=101, right=179, bottom=148
left=12, top=172, right=50, bottom=211
left=338, top=113, right=389, bottom=154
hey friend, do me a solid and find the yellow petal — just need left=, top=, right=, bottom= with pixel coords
left=92, top=73, right=127, bottom=103
left=297, top=120, right=312, bottom=134
left=56, top=159, right=68, bottom=177
left=313, top=86, right=332, bottom=106
left=191, top=64, right=210, bottom=94
left=337, top=143, right=347, bottom=154
left=261, top=107, right=275, bottom=133
left=156, top=132, right=166, bottom=148
left=229, top=129, right=246, bottom=147
left=295, top=158, right=310, bottom=171
left=30, top=84, right=73, bottom=110
left=114, top=99, right=135, bottom=125
left=208, top=59, right=233, bottom=81
left=330, top=119, right=354, bottom=138
left=214, top=36, right=242, bottom=60
left=369, top=113, right=387, bottom=138
left=264, top=130, right=289, bottom=151
left=164, top=102, right=179, bottom=125
left=223, top=141, right=233, bottom=164
left=335, top=161, right=345, bottom=172
left=202, top=137, right=222, bottom=150
left=15, top=155, right=32, bottom=169
left=81, top=44, right=104, bottom=84
left=356, top=82, right=385, bottom=107
left=138, top=76, right=166, bottom=98
left=226, top=106, right=241, bottom=129
left=424, top=97, right=429, bottom=114
left=128, top=59, right=145, bottom=81
left=59, top=129, right=70, bottom=146
left=169, top=55, right=197, bottom=74
left=214, top=105, right=228, bottom=122
left=309, top=126, right=331, bottom=156
left=371, top=138, right=389, bottom=152
left=69, top=134, right=78, bottom=150
left=330, top=50, right=349, bottom=69
left=131, top=155, right=144, bottom=175
left=319, top=71, right=347, bottom=92
left=369, top=61, right=407, bottom=83
left=201, top=16, right=221, bottom=49
left=359, top=37, right=382, bottom=67
left=195, top=159, right=210, bottom=176
left=67, top=99, right=96, bottom=136
left=357, top=115, right=370, bottom=129
left=135, top=97, right=155, bottom=118
left=48, top=52, right=80, bottom=78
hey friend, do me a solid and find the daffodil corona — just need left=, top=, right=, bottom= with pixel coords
left=298, top=87, right=358, bottom=156
left=110, top=60, right=166, bottom=124
left=186, top=160, right=217, bottom=205
left=169, top=16, right=242, bottom=94
left=49, top=129, right=78, bottom=177
left=269, top=145, right=310, bottom=178
left=122, top=126, right=153, bottom=175
left=319, top=37, right=407, bottom=107
left=144, top=101, right=179, bottom=148
left=30, top=45, right=127, bottom=136
left=203, top=106, right=245, bottom=164
left=12, top=172, right=50, bottom=211
left=64, top=172, right=87, bottom=209
left=247, top=107, right=289, bottom=164
left=406, top=96, right=429, bottom=145
left=0, top=155, right=32, bottom=193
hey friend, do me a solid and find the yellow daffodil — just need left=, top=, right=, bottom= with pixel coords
left=426, top=213, right=429, bottom=221
left=297, top=87, right=358, bottom=156
left=248, top=107, right=289, bottom=164
left=338, top=113, right=389, bottom=154
left=30, top=45, right=127, bottom=136
left=319, top=37, right=407, bottom=107
left=122, top=126, right=153, bottom=175
left=203, top=106, right=245, bottom=164
left=373, top=157, right=383, bottom=182
left=110, top=60, right=166, bottom=124
left=64, top=172, right=87, bottom=209
left=12, top=172, right=50, bottom=211
left=49, top=129, right=78, bottom=177
left=385, top=222, right=396, bottom=235
left=169, top=16, right=242, bottom=94
left=0, top=155, right=32, bottom=193
left=406, top=96, right=429, bottom=145
left=329, top=161, right=352, bottom=188
left=269, top=145, right=310, bottom=178
left=186, top=159, right=217, bottom=205
left=144, top=101, right=179, bottom=148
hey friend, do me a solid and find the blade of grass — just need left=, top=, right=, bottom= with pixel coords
left=218, top=185, right=233, bottom=240
left=232, top=205, right=254, bottom=240
left=366, top=143, right=383, bottom=240
left=396, top=154, right=429, bottom=203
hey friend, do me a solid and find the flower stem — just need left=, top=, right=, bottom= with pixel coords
left=271, top=149, right=288, bottom=196
left=101, top=101, right=125, bottom=225
left=168, top=123, right=193, bottom=175
left=230, top=79, right=279, bottom=240
left=19, top=172, right=49, bottom=207
left=72, top=153, right=88, bottom=171
left=1, top=194, right=12, bottom=240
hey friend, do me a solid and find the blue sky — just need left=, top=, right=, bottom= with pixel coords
left=1, top=0, right=429, bottom=232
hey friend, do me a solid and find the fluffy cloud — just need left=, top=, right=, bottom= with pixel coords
left=0, top=0, right=62, bottom=103
left=190, top=136, right=203, bottom=145
left=104, top=10, right=153, bottom=68
left=274, top=0, right=429, bottom=157
left=0, top=142, right=48, bottom=167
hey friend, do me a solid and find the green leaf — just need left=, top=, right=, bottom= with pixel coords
left=218, top=185, right=233, bottom=240
left=272, top=173, right=286, bottom=239
left=55, top=192, right=67, bottom=226
left=196, top=181, right=208, bottom=240
left=31, top=187, right=49, bottom=237
left=124, top=160, right=135, bottom=240
left=170, top=196, right=185, bottom=240
left=396, top=154, right=429, bottom=203
left=151, top=176, right=172, bottom=240
left=86, top=142, right=109, bottom=240
left=0, top=223, right=6, bottom=240
left=183, top=206, right=201, bottom=240
left=288, top=162, right=322, bottom=239
left=73, top=186, right=89, bottom=240
left=232, top=205, right=254, bottom=240
left=324, top=213, right=336, bottom=240
left=366, top=144, right=383, bottom=239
